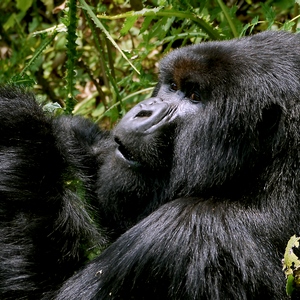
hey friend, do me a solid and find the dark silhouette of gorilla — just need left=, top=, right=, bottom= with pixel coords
left=0, top=30, right=299, bottom=300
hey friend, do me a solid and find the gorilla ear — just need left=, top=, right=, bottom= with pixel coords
left=258, top=104, right=282, bottom=139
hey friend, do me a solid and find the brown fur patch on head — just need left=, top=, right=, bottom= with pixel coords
left=169, top=45, right=236, bottom=91
left=172, top=57, right=204, bottom=89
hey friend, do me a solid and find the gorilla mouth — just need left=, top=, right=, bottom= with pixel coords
left=114, top=137, right=141, bottom=167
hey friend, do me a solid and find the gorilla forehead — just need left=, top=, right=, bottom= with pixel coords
left=159, top=44, right=234, bottom=85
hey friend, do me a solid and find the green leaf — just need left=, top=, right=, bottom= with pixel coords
left=10, top=73, right=36, bottom=87
left=120, top=16, right=138, bottom=36
left=282, top=21, right=295, bottom=31
left=91, top=103, right=105, bottom=118
left=240, top=16, right=259, bottom=36
left=3, top=13, right=17, bottom=31
left=140, top=16, right=154, bottom=34
left=41, top=0, right=54, bottom=13
left=216, top=0, right=238, bottom=37
left=29, top=16, right=41, bottom=33
left=286, top=274, right=295, bottom=296
left=43, top=102, right=63, bottom=115
left=16, top=0, right=33, bottom=12
left=261, top=3, right=276, bottom=29
left=104, top=105, right=119, bottom=122
left=148, top=16, right=172, bottom=40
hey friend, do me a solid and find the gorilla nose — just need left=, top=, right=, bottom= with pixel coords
left=115, top=97, right=171, bottom=134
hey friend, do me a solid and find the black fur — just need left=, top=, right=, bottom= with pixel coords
left=1, top=31, right=300, bottom=299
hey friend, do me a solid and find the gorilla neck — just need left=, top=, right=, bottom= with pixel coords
left=167, top=154, right=274, bottom=201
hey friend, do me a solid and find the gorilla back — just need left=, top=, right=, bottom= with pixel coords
left=1, top=31, right=300, bottom=300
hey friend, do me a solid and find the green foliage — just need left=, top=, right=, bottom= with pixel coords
left=283, top=235, right=300, bottom=296
left=0, top=0, right=299, bottom=124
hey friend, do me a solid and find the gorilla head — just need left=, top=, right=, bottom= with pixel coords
left=113, top=31, right=293, bottom=198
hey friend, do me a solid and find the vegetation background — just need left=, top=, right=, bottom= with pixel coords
left=0, top=0, right=299, bottom=127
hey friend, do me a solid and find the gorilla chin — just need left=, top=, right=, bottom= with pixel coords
left=1, top=30, right=300, bottom=300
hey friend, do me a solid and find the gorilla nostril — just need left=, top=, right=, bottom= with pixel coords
left=134, top=110, right=152, bottom=118
left=114, top=136, right=121, bottom=145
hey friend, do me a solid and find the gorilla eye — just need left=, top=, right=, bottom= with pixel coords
left=170, top=82, right=178, bottom=91
left=189, top=91, right=202, bottom=103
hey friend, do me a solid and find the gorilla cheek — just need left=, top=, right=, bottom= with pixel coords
left=113, top=97, right=176, bottom=169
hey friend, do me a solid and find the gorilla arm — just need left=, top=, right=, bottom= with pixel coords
left=0, top=87, right=108, bottom=297
left=55, top=196, right=288, bottom=300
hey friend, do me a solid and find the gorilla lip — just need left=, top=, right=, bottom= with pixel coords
left=114, top=137, right=141, bottom=167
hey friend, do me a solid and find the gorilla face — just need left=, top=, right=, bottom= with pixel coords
left=113, top=31, right=290, bottom=197
left=113, top=53, right=212, bottom=172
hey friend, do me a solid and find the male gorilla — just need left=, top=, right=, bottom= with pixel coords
left=0, top=30, right=299, bottom=300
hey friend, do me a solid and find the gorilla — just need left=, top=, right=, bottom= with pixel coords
left=0, top=30, right=299, bottom=300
